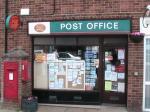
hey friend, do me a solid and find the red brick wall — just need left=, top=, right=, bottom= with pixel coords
left=0, top=0, right=5, bottom=56
left=0, top=0, right=148, bottom=111
left=128, top=42, right=144, bottom=112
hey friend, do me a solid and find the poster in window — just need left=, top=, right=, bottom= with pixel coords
left=115, top=65, right=125, bottom=72
left=118, top=49, right=125, bottom=60
left=35, top=53, right=46, bottom=62
left=48, top=61, right=66, bottom=89
left=111, top=82, right=118, bottom=91
left=111, top=65, right=115, bottom=71
left=106, top=64, right=112, bottom=71
left=66, top=60, right=85, bottom=90
left=49, top=75, right=55, bottom=81
left=67, top=74, right=73, bottom=81
left=118, top=82, right=125, bottom=93
left=111, top=72, right=118, bottom=81
left=120, top=60, right=125, bottom=65
left=58, top=78, right=64, bottom=88
left=118, top=73, right=125, bottom=79
left=105, top=71, right=112, bottom=81
left=47, top=53, right=56, bottom=61
left=49, top=82, right=55, bottom=88
left=105, top=81, right=112, bottom=91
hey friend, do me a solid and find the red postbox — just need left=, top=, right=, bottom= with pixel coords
left=21, top=60, right=30, bottom=81
left=4, top=61, right=19, bottom=101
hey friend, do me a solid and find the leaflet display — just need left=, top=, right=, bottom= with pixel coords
left=104, top=49, right=125, bottom=93
left=48, top=61, right=66, bottom=89
left=84, top=46, right=99, bottom=90
left=48, top=60, right=85, bottom=90
left=66, top=60, right=85, bottom=90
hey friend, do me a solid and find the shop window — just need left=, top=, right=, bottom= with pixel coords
left=34, top=37, right=54, bottom=45
left=56, top=37, right=76, bottom=45
left=78, top=37, right=99, bottom=45
left=104, top=48, right=125, bottom=93
left=33, top=44, right=99, bottom=92
left=104, top=36, right=127, bottom=46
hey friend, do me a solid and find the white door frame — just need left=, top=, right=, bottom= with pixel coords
left=143, top=36, right=150, bottom=112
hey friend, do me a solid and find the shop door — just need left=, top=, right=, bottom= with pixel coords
left=4, top=62, right=18, bottom=101
left=103, top=47, right=127, bottom=104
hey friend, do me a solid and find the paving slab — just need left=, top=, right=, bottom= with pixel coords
left=37, top=104, right=128, bottom=112
left=37, top=106, right=66, bottom=112
left=0, top=104, right=128, bottom=112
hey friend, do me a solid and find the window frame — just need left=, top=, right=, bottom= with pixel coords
left=143, top=36, right=150, bottom=111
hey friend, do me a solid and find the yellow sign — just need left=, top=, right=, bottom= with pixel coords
left=35, top=53, right=46, bottom=62
left=105, top=81, right=112, bottom=91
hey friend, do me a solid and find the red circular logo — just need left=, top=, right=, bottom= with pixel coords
left=9, top=15, right=20, bottom=31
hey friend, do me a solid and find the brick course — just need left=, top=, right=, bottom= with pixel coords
left=0, top=0, right=146, bottom=111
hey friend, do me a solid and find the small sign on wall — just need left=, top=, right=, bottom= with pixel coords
left=28, top=22, right=50, bottom=35
left=6, top=15, right=21, bottom=31
left=28, top=19, right=131, bottom=35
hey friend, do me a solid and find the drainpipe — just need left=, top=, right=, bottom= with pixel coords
left=1, top=0, right=8, bottom=103
left=4, top=0, right=8, bottom=53
left=51, top=0, right=56, bottom=15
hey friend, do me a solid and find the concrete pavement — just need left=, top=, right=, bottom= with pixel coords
left=37, top=104, right=128, bottom=112
left=0, top=104, right=128, bottom=112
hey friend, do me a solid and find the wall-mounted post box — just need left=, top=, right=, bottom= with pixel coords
left=4, top=61, right=19, bottom=101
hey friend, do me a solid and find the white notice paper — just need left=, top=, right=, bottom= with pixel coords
left=111, top=65, right=115, bottom=71
left=105, top=71, right=112, bottom=80
left=118, top=73, right=125, bottom=79
left=47, top=53, right=56, bottom=61
left=68, top=75, right=73, bottom=81
left=49, top=82, right=55, bottom=88
left=118, top=49, right=125, bottom=60
left=58, top=79, right=64, bottom=88
left=106, top=64, right=112, bottom=71
left=118, top=82, right=125, bottom=93
left=111, top=72, right=118, bottom=81
left=9, top=72, right=13, bottom=80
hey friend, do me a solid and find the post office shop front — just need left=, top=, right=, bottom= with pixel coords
left=29, top=19, right=130, bottom=104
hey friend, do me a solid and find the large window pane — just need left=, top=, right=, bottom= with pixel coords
left=144, top=38, right=150, bottom=111
left=34, top=37, right=54, bottom=45
left=104, top=48, right=125, bottom=93
left=56, top=37, right=76, bottom=45
left=104, top=36, right=127, bottom=46
left=34, top=45, right=99, bottom=91
left=78, top=37, right=99, bottom=45
left=145, top=85, right=150, bottom=108
left=146, top=39, right=150, bottom=81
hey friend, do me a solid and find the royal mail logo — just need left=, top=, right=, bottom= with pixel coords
left=34, top=24, right=46, bottom=32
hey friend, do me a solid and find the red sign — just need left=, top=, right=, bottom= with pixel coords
left=115, top=65, right=125, bottom=72
left=6, top=15, right=20, bottom=31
